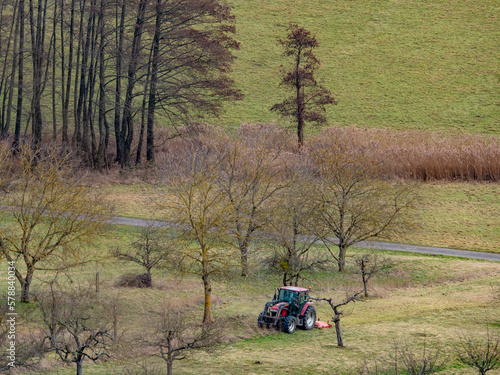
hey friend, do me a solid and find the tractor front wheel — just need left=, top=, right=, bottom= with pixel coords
left=258, top=312, right=264, bottom=328
left=300, top=306, right=316, bottom=330
left=282, top=316, right=297, bottom=334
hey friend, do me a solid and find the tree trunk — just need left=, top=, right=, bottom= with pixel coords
left=85, top=3, right=98, bottom=164
left=72, top=0, right=85, bottom=146
left=361, top=259, right=368, bottom=297
left=334, top=315, right=343, bottom=347
left=61, top=0, right=76, bottom=145
left=338, top=244, right=347, bottom=272
left=136, top=56, right=150, bottom=165
left=0, top=0, right=18, bottom=138
left=113, top=0, right=126, bottom=163
left=20, top=271, right=32, bottom=303
left=120, top=0, right=147, bottom=167
left=202, top=268, right=212, bottom=323
left=295, top=51, right=304, bottom=147
left=239, top=242, right=248, bottom=277
left=75, top=0, right=94, bottom=153
left=4, top=1, right=20, bottom=139
left=297, top=116, right=304, bottom=148
left=146, top=0, right=161, bottom=163
left=76, top=358, right=83, bottom=375
left=51, top=0, right=57, bottom=140
left=13, top=0, right=25, bottom=150
left=167, top=352, right=173, bottom=375
left=95, top=0, right=107, bottom=169
left=29, top=0, right=49, bottom=149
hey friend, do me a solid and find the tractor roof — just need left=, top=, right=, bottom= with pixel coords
left=280, top=286, right=309, bottom=292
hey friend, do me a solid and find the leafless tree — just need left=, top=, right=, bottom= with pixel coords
left=0, top=0, right=241, bottom=166
left=455, top=328, right=499, bottom=375
left=142, top=307, right=224, bottom=375
left=112, top=224, right=176, bottom=286
left=309, top=129, right=418, bottom=272
left=112, top=361, right=164, bottom=375
left=0, top=303, right=44, bottom=371
left=355, top=252, right=392, bottom=297
left=0, top=144, right=111, bottom=302
left=312, top=290, right=364, bottom=347
left=216, top=124, right=292, bottom=277
left=157, top=139, right=238, bottom=323
left=265, top=172, right=329, bottom=286
left=35, top=283, right=116, bottom=375
left=357, top=340, right=443, bottom=375
left=396, top=339, right=444, bottom=375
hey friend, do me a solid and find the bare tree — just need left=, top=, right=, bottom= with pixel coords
left=143, top=307, right=224, bottom=375
left=397, top=340, right=444, bottom=375
left=216, top=124, right=291, bottom=277
left=310, top=129, right=418, bottom=272
left=312, top=291, right=363, bottom=347
left=144, top=0, right=242, bottom=163
left=157, top=140, right=238, bottom=323
left=112, top=224, right=175, bottom=286
left=266, top=173, right=329, bottom=286
left=355, top=252, right=392, bottom=297
left=271, top=24, right=336, bottom=147
left=0, top=0, right=241, bottom=166
left=118, top=0, right=147, bottom=167
left=357, top=340, right=443, bottom=375
left=35, top=283, right=116, bottom=375
left=112, top=361, right=164, bottom=375
left=455, top=328, right=500, bottom=375
left=0, top=144, right=111, bottom=302
left=0, top=303, right=44, bottom=371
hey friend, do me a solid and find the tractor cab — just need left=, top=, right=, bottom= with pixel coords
left=274, top=286, right=308, bottom=313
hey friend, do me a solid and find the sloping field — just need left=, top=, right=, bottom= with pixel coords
left=13, top=249, right=499, bottom=374
left=214, top=0, right=499, bottom=134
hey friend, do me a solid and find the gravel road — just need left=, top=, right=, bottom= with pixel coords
left=108, top=216, right=500, bottom=262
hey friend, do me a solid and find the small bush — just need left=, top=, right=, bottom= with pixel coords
left=116, top=273, right=152, bottom=288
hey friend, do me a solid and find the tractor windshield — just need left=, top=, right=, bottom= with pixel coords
left=278, top=289, right=299, bottom=302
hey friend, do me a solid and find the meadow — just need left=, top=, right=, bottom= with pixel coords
left=213, top=0, right=499, bottom=134
left=5, top=232, right=498, bottom=374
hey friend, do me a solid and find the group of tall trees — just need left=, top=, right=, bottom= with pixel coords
left=153, top=124, right=417, bottom=321
left=0, top=0, right=241, bottom=167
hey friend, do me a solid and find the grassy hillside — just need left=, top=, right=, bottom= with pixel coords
left=212, top=0, right=499, bottom=134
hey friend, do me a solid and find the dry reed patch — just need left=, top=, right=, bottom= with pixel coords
left=309, top=126, right=500, bottom=182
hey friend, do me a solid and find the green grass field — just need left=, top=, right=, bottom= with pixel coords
left=2, top=179, right=499, bottom=374
left=209, top=0, right=499, bottom=134
left=4, top=243, right=498, bottom=374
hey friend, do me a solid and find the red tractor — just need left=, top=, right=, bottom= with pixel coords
left=257, top=286, right=316, bottom=334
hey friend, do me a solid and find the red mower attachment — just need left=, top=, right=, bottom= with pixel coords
left=314, top=319, right=332, bottom=329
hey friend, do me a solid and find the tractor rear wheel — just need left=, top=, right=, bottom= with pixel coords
left=300, top=306, right=316, bottom=330
left=282, top=316, right=297, bottom=334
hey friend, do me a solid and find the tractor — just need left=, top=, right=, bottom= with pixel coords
left=257, top=286, right=316, bottom=334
